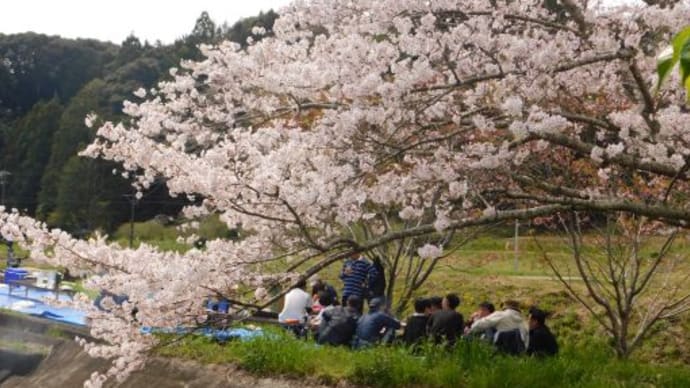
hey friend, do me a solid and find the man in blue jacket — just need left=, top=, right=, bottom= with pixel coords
left=353, top=297, right=400, bottom=348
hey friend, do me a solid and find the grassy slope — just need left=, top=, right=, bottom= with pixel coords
left=149, top=226, right=690, bottom=386
left=156, top=329, right=690, bottom=388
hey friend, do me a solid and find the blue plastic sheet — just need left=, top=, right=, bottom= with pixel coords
left=0, top=283, right=86, bottom=325
left=140, top=326, right=266, bottom=341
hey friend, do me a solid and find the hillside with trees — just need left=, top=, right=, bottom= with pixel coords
left=0, top=10, right=278, bottom=234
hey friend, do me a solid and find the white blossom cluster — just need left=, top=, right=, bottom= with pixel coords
left=3, top=0, right=690, bottom=385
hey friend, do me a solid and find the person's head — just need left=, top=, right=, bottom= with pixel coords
left=347, top=295, right=363, bottom=313
left=528, top=307, right=548, bottom=330
left=442, top=293, right=460, bottom=310
left=318, top=290, right=334, bottom=307
left=478, top=301, right=495, bottom=318
left=368, top=297, right=386, bottom=313
left=295, top=279, right=307, bottom=290
left=310, top=275, right=322, bottom=287
left=502, top=300, right=521, bottom=312
left=311, top=280, right=325, bottom=296
left=414, top=298, right=431, bottom=315
left=429, top=296, right=443, bottom=312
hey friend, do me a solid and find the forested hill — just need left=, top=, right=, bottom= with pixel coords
left=0, top=10, right=277, bottom=235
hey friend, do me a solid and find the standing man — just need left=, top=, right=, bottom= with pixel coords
left=366, top=256, right=386, bottom=303
left=340, top=253, right=372, bottom=306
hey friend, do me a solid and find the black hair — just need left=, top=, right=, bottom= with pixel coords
left=445, top=293, right=460, bottom=310
left=429, top=296, right=443, bottom=310
left=311, top=281, right=325, bottom=296
left=414, top=298, right=430, bottom=313
left=347, top=294, right=363, bottom=312
left=295, top=279, right=307, bottom=289
left=479, top=301, right=495, bottom=313
left=529, top=306, right=548, bottom=326
left=318, top=290, right=334, bottom=307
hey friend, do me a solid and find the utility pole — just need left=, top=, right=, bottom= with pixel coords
left=0, top=170, right=10, bottom=207
left=124, top=193, right=138, bottom=248
left=514, top=219, right=519, bottom=272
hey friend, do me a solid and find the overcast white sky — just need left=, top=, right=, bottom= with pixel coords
left=0, top=0, right=641, bottom=45
left=0, top=0, right=295, bottom=44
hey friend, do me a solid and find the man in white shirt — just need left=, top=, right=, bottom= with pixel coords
left=278, top=279, right=312, bottom=324
left=467, top=300, right=528, bottom=354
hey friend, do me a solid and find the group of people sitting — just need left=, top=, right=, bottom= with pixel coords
left=279, top=277, right=558, bottom=357
left=403, top=296, right=558, bottom=357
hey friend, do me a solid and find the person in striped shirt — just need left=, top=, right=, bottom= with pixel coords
left=340, top=253, right=373, bottom=306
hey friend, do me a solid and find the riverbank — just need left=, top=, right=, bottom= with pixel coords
left=0, top=312, right=330, bottom=388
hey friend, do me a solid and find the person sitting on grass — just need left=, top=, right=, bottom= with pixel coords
left=402, top=298, right=431, bottom=347
left=526, top=307, right=559, bottom=357
left=354, top=297, right=401, bottom=349
left=310, top=290, right=336, bottom=330
left=428, top=296, right=443, bottom=314
left=467, top=300, right=527, bottom=355
left=427, top=293, right=464, bottom=347
left=464, top=301, right=496, bottom=343
left=311, top=277, right=339, bottom=313
left=317, top=295, right=363, bottom=346
left=278, top=279, right=312, bottom=337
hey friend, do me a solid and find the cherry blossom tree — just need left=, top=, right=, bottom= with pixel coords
left=3, top=0, right=690, bottom=384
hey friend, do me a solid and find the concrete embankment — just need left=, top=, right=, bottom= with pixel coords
left=0, top=312, right=328, bottom=388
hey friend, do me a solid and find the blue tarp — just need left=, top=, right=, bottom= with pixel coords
left=140, top=326, right=266, bottom=341
left=0, top=283, right=86, bottom=325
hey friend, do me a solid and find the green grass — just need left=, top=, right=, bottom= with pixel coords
left=0, top=338, right=50, bottom=354
left=155, top=329, right=690, bottom=387
left=45, top=325, right=70, bottom=339
left=110, top=215, right=235, bottom=251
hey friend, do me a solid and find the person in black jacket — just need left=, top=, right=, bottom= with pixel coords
left=317, top=295, right=363, bottom=346
left=427, top=293, right=464, bottom=347
left=526, top=307, right=559, bottom=357
left=366, top=256, right=386, bottom=302
left=402, top=298, right=431, bottom=347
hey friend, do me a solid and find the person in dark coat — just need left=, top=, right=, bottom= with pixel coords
left=526, top=307, right=559, bottom=357
left=402, top=298, right=431, bottom=347
left=317, top=295, right=363, bottom=346
left=366, top=256, right=386, bottom=302
left=354, top=297, right=400, bottom=348
left=427, top=293, right=464, bottom=347
left=428, top=296, right=443, bottom=313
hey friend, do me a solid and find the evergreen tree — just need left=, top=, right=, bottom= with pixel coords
left=2, top=98, right=62, bottom=212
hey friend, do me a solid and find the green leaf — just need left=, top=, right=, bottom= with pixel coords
left=656, top=47, right=675, bottom=91
left=680, top=36, right=690, bottom=100
left=656, top=26, right=690, bottom=92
